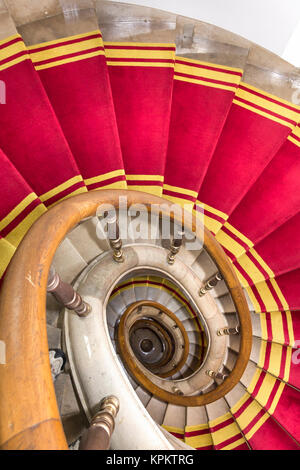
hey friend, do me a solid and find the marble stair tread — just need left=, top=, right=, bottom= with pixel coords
left=134, top=284, right=149, bottom=301
left=206, top=397, right=229, bottom=421
left=146, top=396, right=168, bottom=425
left=240, top=361, right=257, bottom=389
left=250, top=311, right=262, bottom=338
left=67, top=217, right=109, bottom=263
left=225, top=382, right=248, bottom=408
left=191, top=250, right=218, bottom=280
left=46, top=293, right=62, bottom=328
left=208, top=280, right=228, bottom=298
left=60, top=372, right=87, bottom=445
left=135, top=386, right=152, bottom=407
left=186, top=406, right=208, bottom=427
left=225, top=348, right=239, bottom=371
left=54, top=373, right=69, bottom=411
left=215, top=293, right=236, bottom=313
left=108, top=294, right=127, bottom=316
left=250, top=336, right=262, bottom=364
left=106, top=304, right=121, bottom=328
left=47, top=324, right=62, bottom=349
left=120, top=287, right=136, bottom=307
left=162, top=403, right=186, bottom=429
left=52, top=238, right=87, bottom=283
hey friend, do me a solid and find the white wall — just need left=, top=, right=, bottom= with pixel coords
left=283, top=18, right=300, bottom=67
left=110, top=0, right=300, bottom=65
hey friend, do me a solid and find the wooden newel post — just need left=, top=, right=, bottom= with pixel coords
left=79, top=396, right=120, bottom=450
left=47, top=266, right=91, bottom=317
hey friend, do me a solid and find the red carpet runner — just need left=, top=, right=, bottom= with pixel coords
left=28, top=30, right=127, bottom=191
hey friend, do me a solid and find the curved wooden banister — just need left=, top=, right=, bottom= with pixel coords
left=0, top=189, right=252, bottom=449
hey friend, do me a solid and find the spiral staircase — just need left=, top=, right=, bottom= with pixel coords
left=0, top=0, right=300, bottom=451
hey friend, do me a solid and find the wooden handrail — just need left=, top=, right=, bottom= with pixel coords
left=0, top=190, right=252, bottom=449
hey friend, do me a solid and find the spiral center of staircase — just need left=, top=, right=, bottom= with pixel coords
left=140, top=338, right=154, bottom=353
left=120, top=301, right=190, bottom=378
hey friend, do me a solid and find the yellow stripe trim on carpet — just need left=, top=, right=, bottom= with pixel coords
left=237, top=82, right=300, bottom=121
left=105, top=42, right=175, bottom=67
left=0, top=34, right=22, bottom=46
left=270, top=311, right=285, bottom=346
left=106, top=60, right=174, bottom=68
left=286, top=310, right=295, bottom=348
left=126, top=174, right=164, bottom=182
left=235, top=397, right=263, bottom=430
left=194, top=201, right=226, bottom=234
left=0, top=238, right=15, bottom=278
left=210, top=422, right=241, bottom=446
left=288, top=124, right=300, bottom=146
left=185, top=423, right=212, bottom=448
left=104, top=47, right=175, bottom=61
left=245, top=277, right=289, bottom=314
left=269, top=278, right=289, bottom=310
left=33, top=50, right=105, bottom=70
left=176, top=55, right=243, bottom=74
left=268, top=382, right=285, bottom=414
left=245, top=412, right=269, bottom=441
left=126, top=185, right=162, bottom=197
left=235, top=251, right=275, bottom=286
left=174, top=74, right=238, bottom=93
left=250, top=372, right=277, bottom=408
left=175, top=56, right=242, bottom=91
left=208, top=412, right=241, bottom=447
left=163, top=194, right=194, bottom=212
left=162, top=425, right=184, bottom=439
left=91, top=181, right=127, bottom=190
left=230, top=393, right=250, bottom=415
left=195, top=200, right=228, bottom=220
left=260, top=312, right=268, bottom=342
left=216, top=229, right=248, bottom=260
left=288, top=121, right=300, bottom=145
left=0, top=35, right=26, bottom=61
left=104, top=41, right=175, bottom=47
left=85, top=169, right=126, bottom=186
left=233, top=98, right=298, bottom=129
left=223, top=221, right=253, bottom=248
left=5, top=204, right=47, bottom=247
left=288, top=135, right=300, bottom=147
left=0, top=193, right=40, bottom=232
left=246, top=276, right=290, bottom=313
left=203, top=214, right=223, bottom=235
left=222, top=437, right=247, bottom=450
left=249, top=249, right=275, bottom=277
left=39, top=175, right=84, bottom=202
left=250, top=371, right=285, bottom=415
left=0, top=34, right=29, bottom=71
left=163, top=183, right=198, bottom=198
left=28, top=30, right=102, bottom=48
left=29, top=35, right=103, bottom=62
left=47, top=186, right=87, bottom=208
